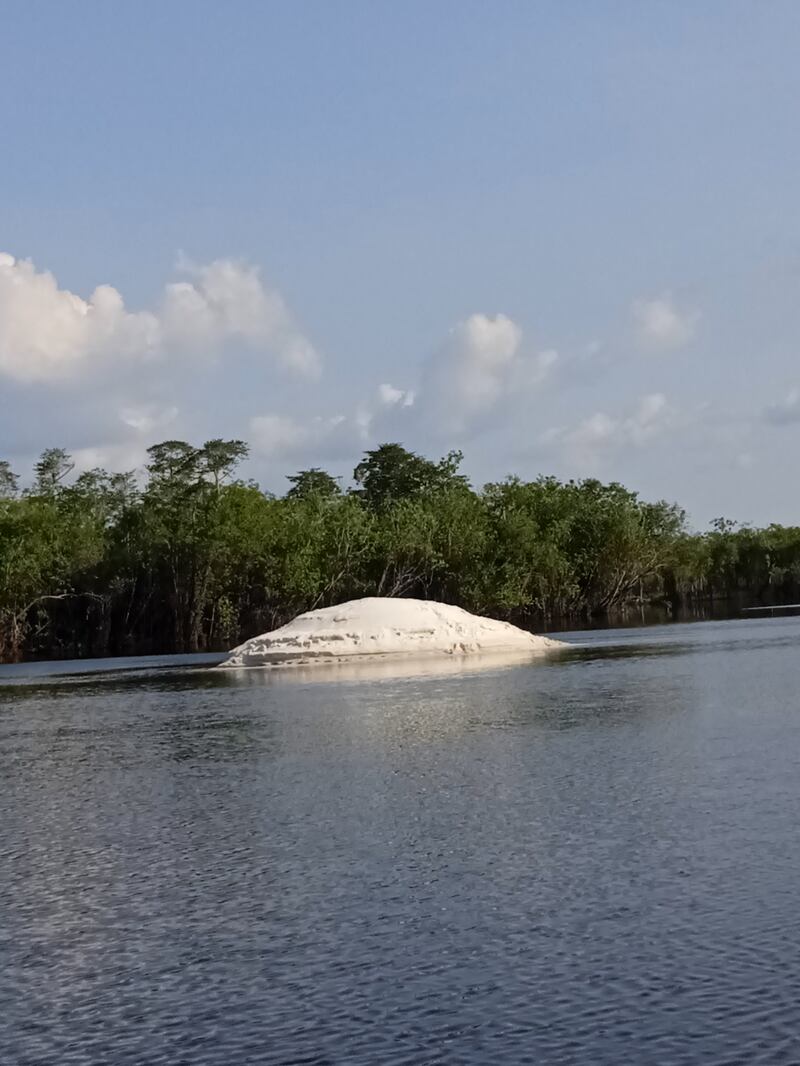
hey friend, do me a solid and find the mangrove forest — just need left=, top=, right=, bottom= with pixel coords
left=1, top=439, right=798, bottom=662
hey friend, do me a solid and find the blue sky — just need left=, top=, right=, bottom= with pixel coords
left=3, top=1, right=800, bottom=525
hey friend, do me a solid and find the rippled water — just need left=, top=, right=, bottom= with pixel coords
left=2, top=618, right=800, bottom=1064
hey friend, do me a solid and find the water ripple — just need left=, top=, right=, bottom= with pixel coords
left=2, top=620, right=800, bottom=1063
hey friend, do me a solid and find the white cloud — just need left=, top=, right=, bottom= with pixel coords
left=0, top=252, right=320, bottom=383
left=249, top=414, right=313, bottom=456
left=245, top=314, right=559, bottom=473
left=377, top=382, right=414, bottom=407
left=162, top=257, right=320, bottom=376
left=249, top=412, right=353, bottom=459
left=562, top=411, right=619, bottom=451
left=545, top=393, right=673, bottom=466
left=249, top=382, right=420, bottom=469
left=632, top=292, right=698, bottom=350
left=763, top=388, right=800, bottom=425
left=419, top=313, right=557, bottom=433
left=71, top=442, right=151, bottom=475
left=625, top=392, right=671, bottom=444
left=0, top=253, right=159, bottom=382
left=347, top=383, right=416, bottom=442
left=119, top=404, right=179, bottom=434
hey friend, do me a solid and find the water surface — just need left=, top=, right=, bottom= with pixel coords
left=2, top=618, right=800, bottom=1064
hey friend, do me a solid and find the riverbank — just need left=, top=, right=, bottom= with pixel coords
left=0, top=602, right=739, bottom=665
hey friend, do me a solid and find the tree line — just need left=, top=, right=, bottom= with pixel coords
left=1, top=440, right=798, bottom=661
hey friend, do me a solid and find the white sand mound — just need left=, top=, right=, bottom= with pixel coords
left=221, top=597, right=562, bottom=668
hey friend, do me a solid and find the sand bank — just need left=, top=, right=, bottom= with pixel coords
left=220, top=597, right=562, bottom=669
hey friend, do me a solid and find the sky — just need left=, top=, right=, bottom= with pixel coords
left=3, top=0, right=800, bottom=527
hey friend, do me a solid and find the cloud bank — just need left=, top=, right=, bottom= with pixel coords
left=543, top=393, right=674, bottom=467
left=419, top=313, right=557, bottom=433
left=632, top=292, right=698, bottom=350
left=0, top=252, right=320, bottom=383
left=247, top=312, right=559, bottom=469
left=0, top=248, right=719, bottom=509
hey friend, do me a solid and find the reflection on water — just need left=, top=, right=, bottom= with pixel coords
left=2, top=617, right=800, bottom=1064
left=219, top=644, right=567, bottom=685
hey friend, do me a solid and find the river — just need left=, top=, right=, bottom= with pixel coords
left=2, top=617, right=799, bottom=1064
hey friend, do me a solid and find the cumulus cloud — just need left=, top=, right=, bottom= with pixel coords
left=71, top=442, right=152, bottom=476
left=418, top=313, right=557, bottom=433
left=0, top=252, right=320, bottom=383
left=249, top=412, right=355, bottom=460
left=632, top=292, right=698, bottom=350
left=248, top=384, right=418, bottom=470
left=1, top=270, right=563, bottom=488
left=162, top=257, right=320, bottom=376
left=118, top=404, right=179, bottom=435
left=249, top=414, right=314, bottom=456
left=246, top=315, right=559, bottom=479
left=247, top=313, right=558, bottom=467
left=545, top=393, right=673, bottom=466
left=762, top=388, right=800, bottom=426
left=377, top=382, right=415, bottom=408
left=0, top=253, right=158, bottom=382
left=624, top=392, right=673, bottom=444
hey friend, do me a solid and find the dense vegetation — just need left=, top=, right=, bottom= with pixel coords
left=1, top=440, right=799, bottom=661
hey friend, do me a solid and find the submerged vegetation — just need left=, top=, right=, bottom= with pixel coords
left=0, top=440, right=798, bottom=661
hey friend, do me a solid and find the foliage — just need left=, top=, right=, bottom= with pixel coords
left=0, top=439, right=795, bottom=661
left=285, top=468, right=342, bottom=501
left=0, top=461, right=18, bottom=500
left=353, top=443, right=468, bottom=510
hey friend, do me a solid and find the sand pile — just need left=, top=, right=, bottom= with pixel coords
left=221, top=597, right=562, bottom=668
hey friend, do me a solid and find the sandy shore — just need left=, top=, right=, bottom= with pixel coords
left=220, top=597, right=563, bottom=669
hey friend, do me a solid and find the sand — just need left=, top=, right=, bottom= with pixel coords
left=220, top=597, right=563, bottom=669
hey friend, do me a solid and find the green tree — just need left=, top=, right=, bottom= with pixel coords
left=200, top=438, right=250, bottom=493
left=0, top=460, right=19, bottom=499
left=6, top=434, right=799, bottom=664
left=285, top=467, right=341, bottom=501
left=353, top=443, right=468, bottom=510
left=141, top=438, right=251, bottom=650
left=33, top=448, right=74, bottom=496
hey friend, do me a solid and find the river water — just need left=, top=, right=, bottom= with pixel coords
left=2, top=618, right=800, bottom=1064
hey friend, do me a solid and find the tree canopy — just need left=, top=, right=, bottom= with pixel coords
left=0, top=439, right=792, bottom=662
left=285, top=468, right=341, bottom=501
left=353, top=443, right=469, bottom=510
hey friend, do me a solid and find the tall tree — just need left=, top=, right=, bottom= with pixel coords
left=286, top=468, right=341, bottom=501
left=0, top=460, right=19, bottom=499
left=201, top=439, right=250, bottom=493
left=6, top=435, right=798, bottom=664
left=353, top=443, right=468, bottom=510
left=33, top=448, right=74, bottom=495
left=142, top=439, right=250, bottom=651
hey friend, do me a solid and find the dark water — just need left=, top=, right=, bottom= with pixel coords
left=2, top=618, right=800, bottom=1065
